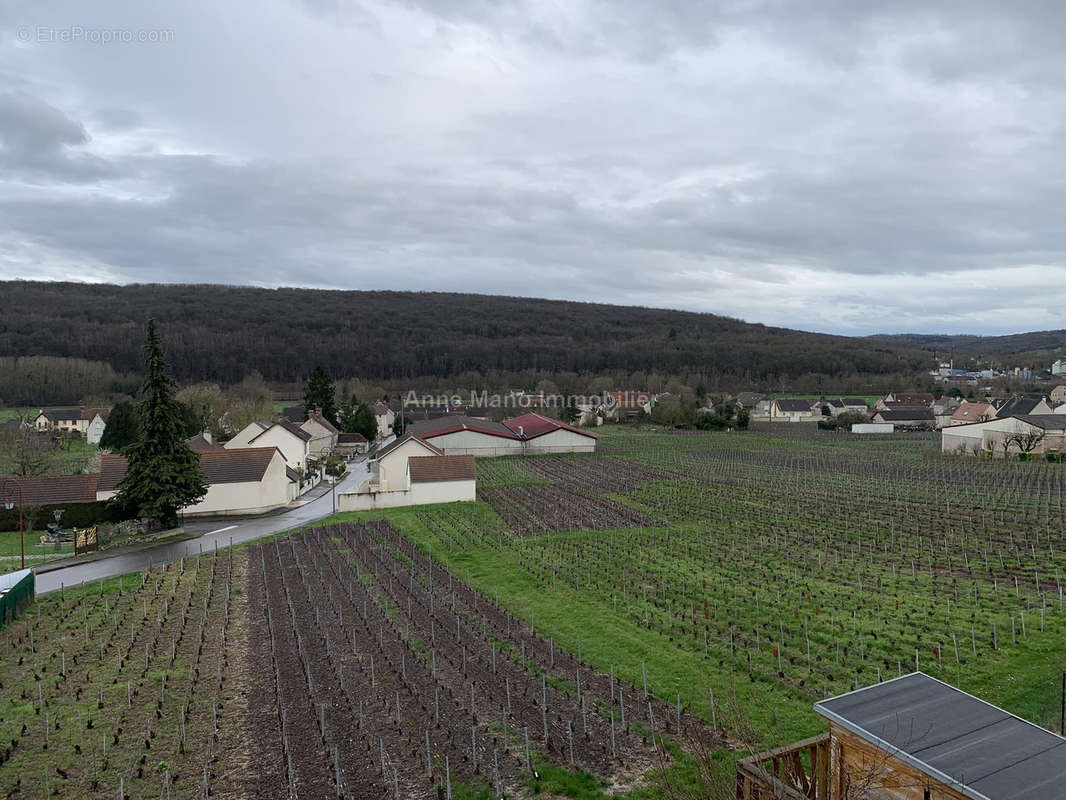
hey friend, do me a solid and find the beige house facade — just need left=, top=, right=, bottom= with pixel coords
left=97, top=447, right=293, bottom=516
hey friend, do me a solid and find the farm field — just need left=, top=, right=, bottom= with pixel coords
left=3, top=425, right=1066, bottom=797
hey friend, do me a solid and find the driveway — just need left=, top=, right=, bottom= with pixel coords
left=33, top=449, right=378, bottom=595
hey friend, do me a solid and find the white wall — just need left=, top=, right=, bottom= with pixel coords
left=87, top=416, right=106, bottom=445
left=422, top=429, right=524, bottom=456
left=374, top=438, right=441, bottom=489
left=525, top=429, right=596, bottom=453
left=98, top=454, right=291, bottom=516
left=338, top=478, right=475, bottom=511
left=225, top=423, right=266, bottom=449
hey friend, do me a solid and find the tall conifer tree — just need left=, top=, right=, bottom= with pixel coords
left=114, top=320, right=207, bottom=527
left=303, top=365, right=337, bottom=426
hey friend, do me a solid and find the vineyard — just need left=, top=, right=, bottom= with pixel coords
left=0, top=547, right=246, bottom=799
left=3, top=425, right=1066, bottom=797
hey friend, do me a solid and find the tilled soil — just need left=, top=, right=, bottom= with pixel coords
left=237, top=521, right=721, bottom=799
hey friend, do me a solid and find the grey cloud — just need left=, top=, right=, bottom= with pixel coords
left=3, top=0, right=1066, bottom=335
left=0, top=91, right=116, bottom=181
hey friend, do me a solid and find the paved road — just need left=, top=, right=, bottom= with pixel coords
left=33, top=454, right=374, bottom=595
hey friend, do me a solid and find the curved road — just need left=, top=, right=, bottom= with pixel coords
left=34, top=455, right=373, bottom=595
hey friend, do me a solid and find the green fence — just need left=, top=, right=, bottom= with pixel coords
left=0, top=569, right=35, bottom=627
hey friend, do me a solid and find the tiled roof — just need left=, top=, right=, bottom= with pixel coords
left=338, top=432, right=367, bottom=443
left=841, top=398, right=867, bottom=406
left=408, top=455, right=476, bottom=483
left=774, top=399, right=815, bottom=412
left=280, top=405, right=305, bottom=423
left=996, top=397, right=1045, bottom=417
left=41, top=408, right=81, bottom=422
left=249, top=419, right=311, bottom=444
left=9, top=474, right=100, bottom=505
left=374, top=434, right=443, bottom=460
left=503, top=412, right=596, bottom=440
left=951, top=402, right=993, bottom=421
left=186, top=432, right=224, bottom=452
left=83, top=407, right=111, bottom=422
left=1011, top=414, right=1066, bottom=430
left=373, top=401, right=391, bottom=416
left=876, top=408, right=934, bottom=421
left=889, top=393, right=934, bottom=405
left=305, top=411, right=340, bottom=435
left=98, top=447, right=281, bottom=492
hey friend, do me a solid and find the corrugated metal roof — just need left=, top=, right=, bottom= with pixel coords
left=408, top=415, right=520, bottom=440
left=815, top=673, right=1066, bottom=800
left=503, top=412, right=597, bottom=440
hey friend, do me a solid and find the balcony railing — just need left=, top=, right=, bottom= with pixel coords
left=737, top=733, right=830, bottom=800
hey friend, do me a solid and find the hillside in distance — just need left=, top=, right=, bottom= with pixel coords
left=0, top=281, right=933, bottom=387
left=869, top=331, right=1066, bottom=362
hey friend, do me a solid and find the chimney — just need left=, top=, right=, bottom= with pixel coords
left=518, top=425, right=524, bottom=437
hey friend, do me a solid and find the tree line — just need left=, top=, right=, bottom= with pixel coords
left=0, top=281, right=936, bottom=395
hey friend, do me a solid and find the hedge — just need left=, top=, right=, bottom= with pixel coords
left=0, top=501, right=126, bottom=531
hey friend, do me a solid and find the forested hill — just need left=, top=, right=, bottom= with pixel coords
left=0, top=281, right=932, bottom=386
left=869, top=331, right=1066, bottom=361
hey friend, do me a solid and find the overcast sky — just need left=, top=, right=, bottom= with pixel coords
left=2, top=1, right=1064, bottom=336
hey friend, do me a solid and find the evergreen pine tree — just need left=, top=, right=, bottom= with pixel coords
left=98, top=401, right=139, bottom=452
left=303, top=366, right=337, bottom=426
left=114, top=320, right=207, bottom=528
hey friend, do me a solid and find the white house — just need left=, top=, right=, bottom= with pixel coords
left=1052, top=360, right=1066, bottom=375
left=339, top=436, right=476, bottom=510
left=226, top=419, right=314, bottom=479
left=993, top=396, right=1053, bottom=418
left=373, top=402, right=396, bottom=439
left=770, top=399, right=820, bottom=422
left=34, top=407, right=110, bottom=440
left=366, top=434, right=444, bottom=492
left=301, top=410, right=339, bottom=458
left=97, top=447, right=293, bottom=516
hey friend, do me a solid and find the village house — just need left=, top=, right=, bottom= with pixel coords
left=604, top=391, right=654, bottom=420
left=770, top=398, right=820, bottom=422
left=738, top=672, right=1066, bottom=800
left=871, top=407, right=935, bottom=428
left=839, top=398, right=868, bottom=415
left=339, top=435, right=476, bottom=510
left=735, top=391, right=766, bottom=410
left=97, top=447, right=295, bottom=515
left=1051, top=385, right=1066, bottom=404
left=300, top=409, right=339, bottom=457
left=948, top=401, right=995, bottom=426
left=225, top=419, right=316, bottom=489
left=993, top=395, right=1053, bottom=418
left=875, top=392, right=934, bottom=410
left=186, top=431, right=223, bottom=452
left=335, top=432, right=368, bottom=457
left=33, top=407, right=110, bottom=442
left=373, top=401, right=395, bottom=438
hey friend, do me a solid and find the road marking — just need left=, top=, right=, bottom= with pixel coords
left=205, top=524, right=238, bottom=535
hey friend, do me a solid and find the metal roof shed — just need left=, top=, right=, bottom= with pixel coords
left=815, top=672, right=1066, bottom=800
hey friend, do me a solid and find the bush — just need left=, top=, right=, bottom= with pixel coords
left=1047, top=453, right=1063, bottom=463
